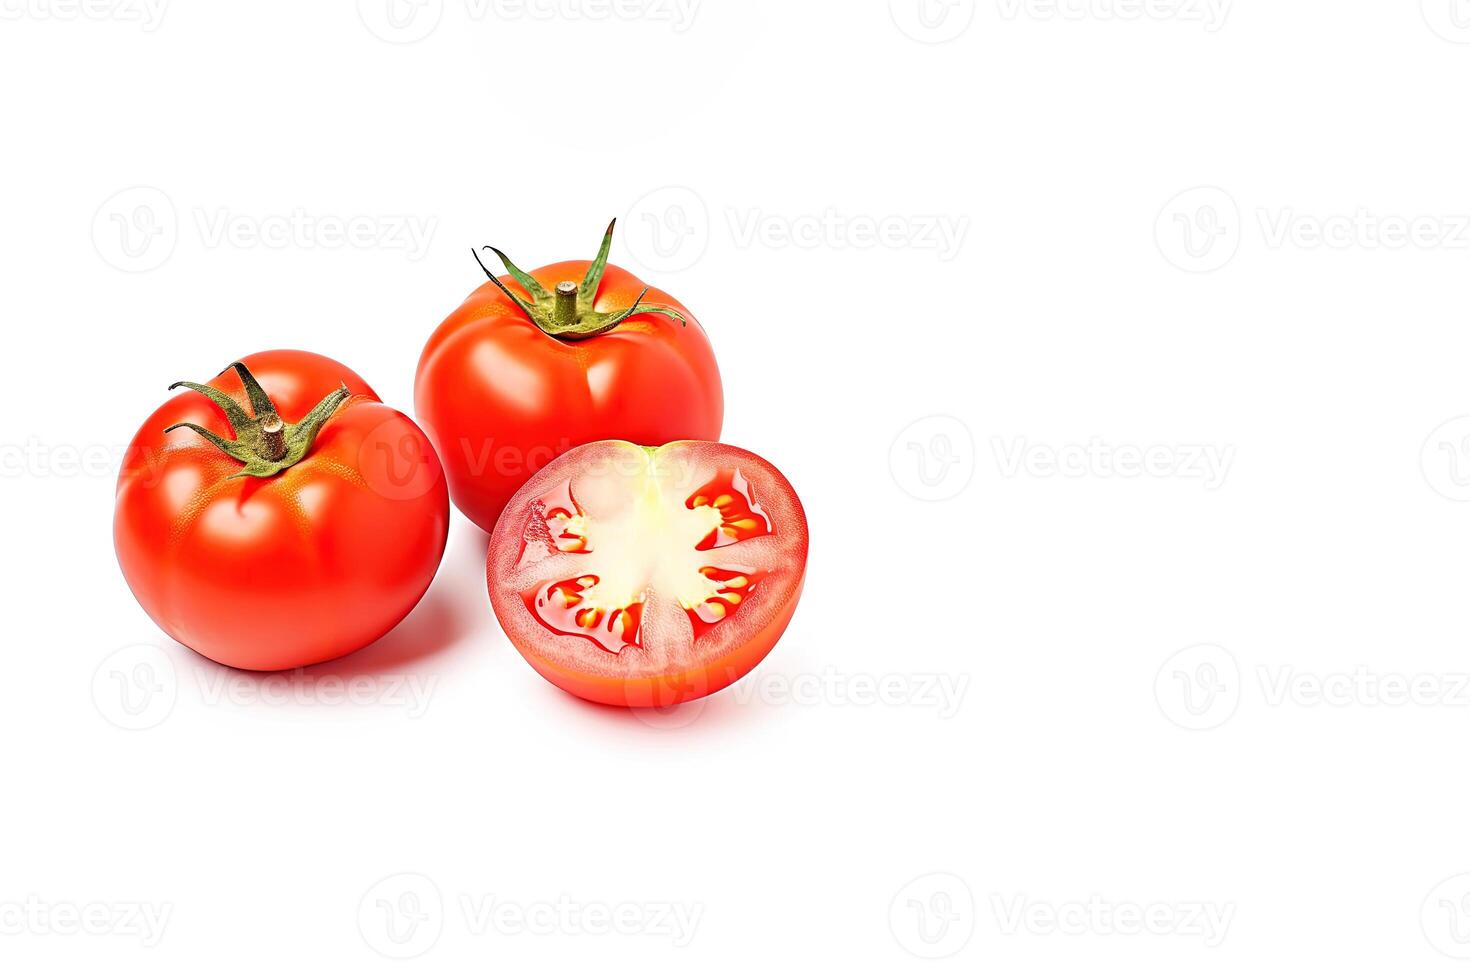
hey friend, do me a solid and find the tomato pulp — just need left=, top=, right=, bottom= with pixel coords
left=487, top=440, right=807, bottom=706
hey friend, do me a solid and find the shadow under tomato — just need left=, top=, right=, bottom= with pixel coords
left=543, top=678, right=770, bottom=735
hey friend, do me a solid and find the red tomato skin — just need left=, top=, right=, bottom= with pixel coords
left=114, top=351, right=449, bottom=671
left=414, top=260, right=723, bottom=533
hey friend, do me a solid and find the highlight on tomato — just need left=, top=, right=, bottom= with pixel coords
left=486, top=440, right=807, bottom=707
left=114, top=350, right=450, bottom=671
left=415, top=220, right=724, bottom=534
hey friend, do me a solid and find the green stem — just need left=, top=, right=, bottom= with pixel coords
left=553, top=281, right=578, bottom=324
left=260, top=414, right=287, bottom=461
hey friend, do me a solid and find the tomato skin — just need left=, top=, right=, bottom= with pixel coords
left=486, top=440, right=806, bottom=708
left=114, top=351, right=450, bottom=671
left=415, top=260, right=723, bottom=533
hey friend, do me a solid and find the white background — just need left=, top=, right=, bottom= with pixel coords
left=3, top=0, right=1470, bottom=975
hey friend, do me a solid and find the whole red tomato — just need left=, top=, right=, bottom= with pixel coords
left=487, top=439, right=808, bottom=707
left=114, top=350, right=449, bottom=671
left=415, top=221, right=723, bottom=533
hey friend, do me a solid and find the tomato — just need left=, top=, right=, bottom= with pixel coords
left=486, top=440, right=807, bottom=707
left=114, top=350, right=450, bottom=671
left=415, top=221, right=723, bottom=533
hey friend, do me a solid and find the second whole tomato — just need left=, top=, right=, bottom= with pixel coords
left=414, top=220, right=723, bottom=533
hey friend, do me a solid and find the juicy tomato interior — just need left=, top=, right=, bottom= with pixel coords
left=520, top=467, right=773, bottom=651
left=488, top=441, right=808, bottom=707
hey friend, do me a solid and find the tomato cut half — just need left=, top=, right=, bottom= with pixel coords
left=487, top=440, right=808, bottom=707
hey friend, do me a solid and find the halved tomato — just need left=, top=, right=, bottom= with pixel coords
left=487, top=440, right=808, bottom=707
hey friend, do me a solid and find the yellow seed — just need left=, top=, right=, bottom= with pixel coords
left=576, top=608, right=601, bottom=629
left=728, top=518, right=760, bottom=531
left=722, top=575, right=748, bottom=589
left=692, top=495, right=709, bottom=506
left=713, top=494, right=733, bottom=508
left=703, top=602, right=726, bottom=621
left=576, top=576, right=598, bottom=588
left=720, top=592, right=742, bottom=605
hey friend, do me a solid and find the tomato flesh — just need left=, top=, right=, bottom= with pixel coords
left=488, top=441, right=807, bottom=707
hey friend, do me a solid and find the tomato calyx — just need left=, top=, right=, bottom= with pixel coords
left=469, top=218, right=687, bottom=342
left=163, top=361, right=350, bottom=479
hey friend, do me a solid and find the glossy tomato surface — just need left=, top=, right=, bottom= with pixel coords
left=415, top=260, right=723, bottom=533
left=487, top=440, right=807, bottom=707
left=114, top=350, right=450, bottom=671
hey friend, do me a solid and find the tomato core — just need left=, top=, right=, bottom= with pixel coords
left=517, top=460, right=781, bottom=658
